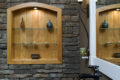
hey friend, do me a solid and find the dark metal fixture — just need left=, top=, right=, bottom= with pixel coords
left=47, top=20, right=53, bottom=30
left=113, top=53, right=120, bottom=58
left=102, top=20, right=108, bottom=28
left=31, top=54, right=40, bottom=59
left=78, top=65, right=101, bottom=80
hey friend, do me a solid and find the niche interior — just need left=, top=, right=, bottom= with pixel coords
left=96, top=4, right=120, bottom=65
left=7, top=2, right=62, bottom=64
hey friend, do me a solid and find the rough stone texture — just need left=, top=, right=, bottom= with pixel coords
left=0, top=0, right=117, bottom=80
left=0, top=0, right=80, bottom=80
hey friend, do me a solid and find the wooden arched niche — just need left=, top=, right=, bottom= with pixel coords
left=96, top=4, right=120, bottom=65
left=7, top=2, right=62, bottom=64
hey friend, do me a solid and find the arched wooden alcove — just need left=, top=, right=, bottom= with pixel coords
left=96, top=4, right=120, bottom=65
left=7, top=2, right=62, bottom=64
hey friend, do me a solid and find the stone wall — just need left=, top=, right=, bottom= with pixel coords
left=0, top=0, right=81, bottom=80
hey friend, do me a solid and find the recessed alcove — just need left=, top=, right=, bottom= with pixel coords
left=7, top=2, right=62, bottom=64
left=96, top=4, right=120, bottom=64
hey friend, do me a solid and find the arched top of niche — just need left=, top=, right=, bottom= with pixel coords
left=7, top=2, right=62, bottom=13
left=97, top=3, right=120, bottom=13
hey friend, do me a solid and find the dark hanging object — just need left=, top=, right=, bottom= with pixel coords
left=47, top=20, right=53, bottom=30
left=102, top=20, right=108, bottom=28
left=31, top=54, right=40, bottom=59
left=20, top=17, right=25, bottom=30
left=113, top=53, right=120, bottom=58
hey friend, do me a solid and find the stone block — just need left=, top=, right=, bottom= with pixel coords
left=63, top=34, right=78, bottom=38
left=64, top=22, right=79, bottom=27
left=0, top=44, right=7, bottom=49
left=37, top=0, right=50, bottom=4
left=48, top=73, right=63, bottom=78
left=0, top=74, right=5, bottom=79
left=9, top=65, right=31, bottom=69
left=7, top=74, right=32, bottom=78
left=36, top=69, right=63, bottom=73
left=50, top=0, right=70, bottom=4
left=71, top=16, right=79, bottom=21
left=0, top=58, right=7, bottom=64
left=63, top=10, right=78, bottom=16
left=0, top=70, right=14, bottom=74
left=0, top=64, right=8, bottom=70
left=63, top=16, right=71, bottom=22
left=33, top=74, right=48, bottom=78
left=0, top=9, right=6, bottom=13
left=52, top=4, right=64, bottom=9
left=61, top=78, right=73, bottom=80
left=63, top=51, right=80, bottom=57
left=63, top=46, right=79, bottom=51
left=0, top=24, right=7, bottom=30
left=31, top=64, right=45, bottom=69
left=14, top=70, right=34, bottom=74
left=63, top=73, right=78, bottom=78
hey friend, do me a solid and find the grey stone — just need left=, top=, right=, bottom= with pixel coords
left=48, top=73, right=63, bottom=78
left=71, top=16, right=79, bottom=21
left=0, top=58, right=6, bottom=64
left=31, top=64, right=45, bottom=69
left=64, top=64, right=80, bottom=69
left=7, top=0, right=22, bottom=2
left=0, top=3, right=7, bottom=9
left=0, top=44, right=7, bottom=49
left=0, top=14, right=6, bottom=18
left=0, top=17, right=6, bottom=24
left=9, top=65, right=31, bottom=69
left=61, top=78, right=73, bottom=80
left=0, top=9, right=6, bottom=13
left=0, top=0, right=6, bottom=3
left=0, top=70, right=14, bottom=74
left=64, top=22, right=79, bottom=27
left=63, top=73, right=78, bottom=78
left=0, top=24, right=7, bottom=30
left=0, top=34, right=2, bottom=39
left=63, top=10, right=78, bottom=16
left=0, top=74, right=5, bottom=79
left=36, top=69, right=62, bottom=73
left=14, top=70, right=34, bottom=74
left=63, top=69, right=80, bottom=73
left=52, top=4, right=64, bottom=9
left=0, top=78, right=9, bottom=80
left=37, top=0, right=50, bottom=4
left=63, top=46, right=79, bottom=51
left=50, top=0, right=70, bottom=4
left=63, top=51, right=80, bottom=57
left=63, top=27, right=73, bottom=34
left=7, top=74, right=32, bottom=78
left=33, top=74, right=48, bottom=78
left=0, top=64, right=8, bottom=69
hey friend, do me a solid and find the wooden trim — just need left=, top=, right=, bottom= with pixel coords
left=97, top=3, right=120, bottom=13
left=7, top=9, right=13, bottom=64
left=57, top=9, right=62, bottom=63
left=7, top=2, right=61, bottom=12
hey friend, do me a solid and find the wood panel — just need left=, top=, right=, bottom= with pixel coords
left=7, top=2, right=62, bottom=64
left=96, top=4, right=120, bottom=64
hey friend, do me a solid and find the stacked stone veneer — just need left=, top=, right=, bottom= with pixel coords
left=0, top=0, right=81, bottom=80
